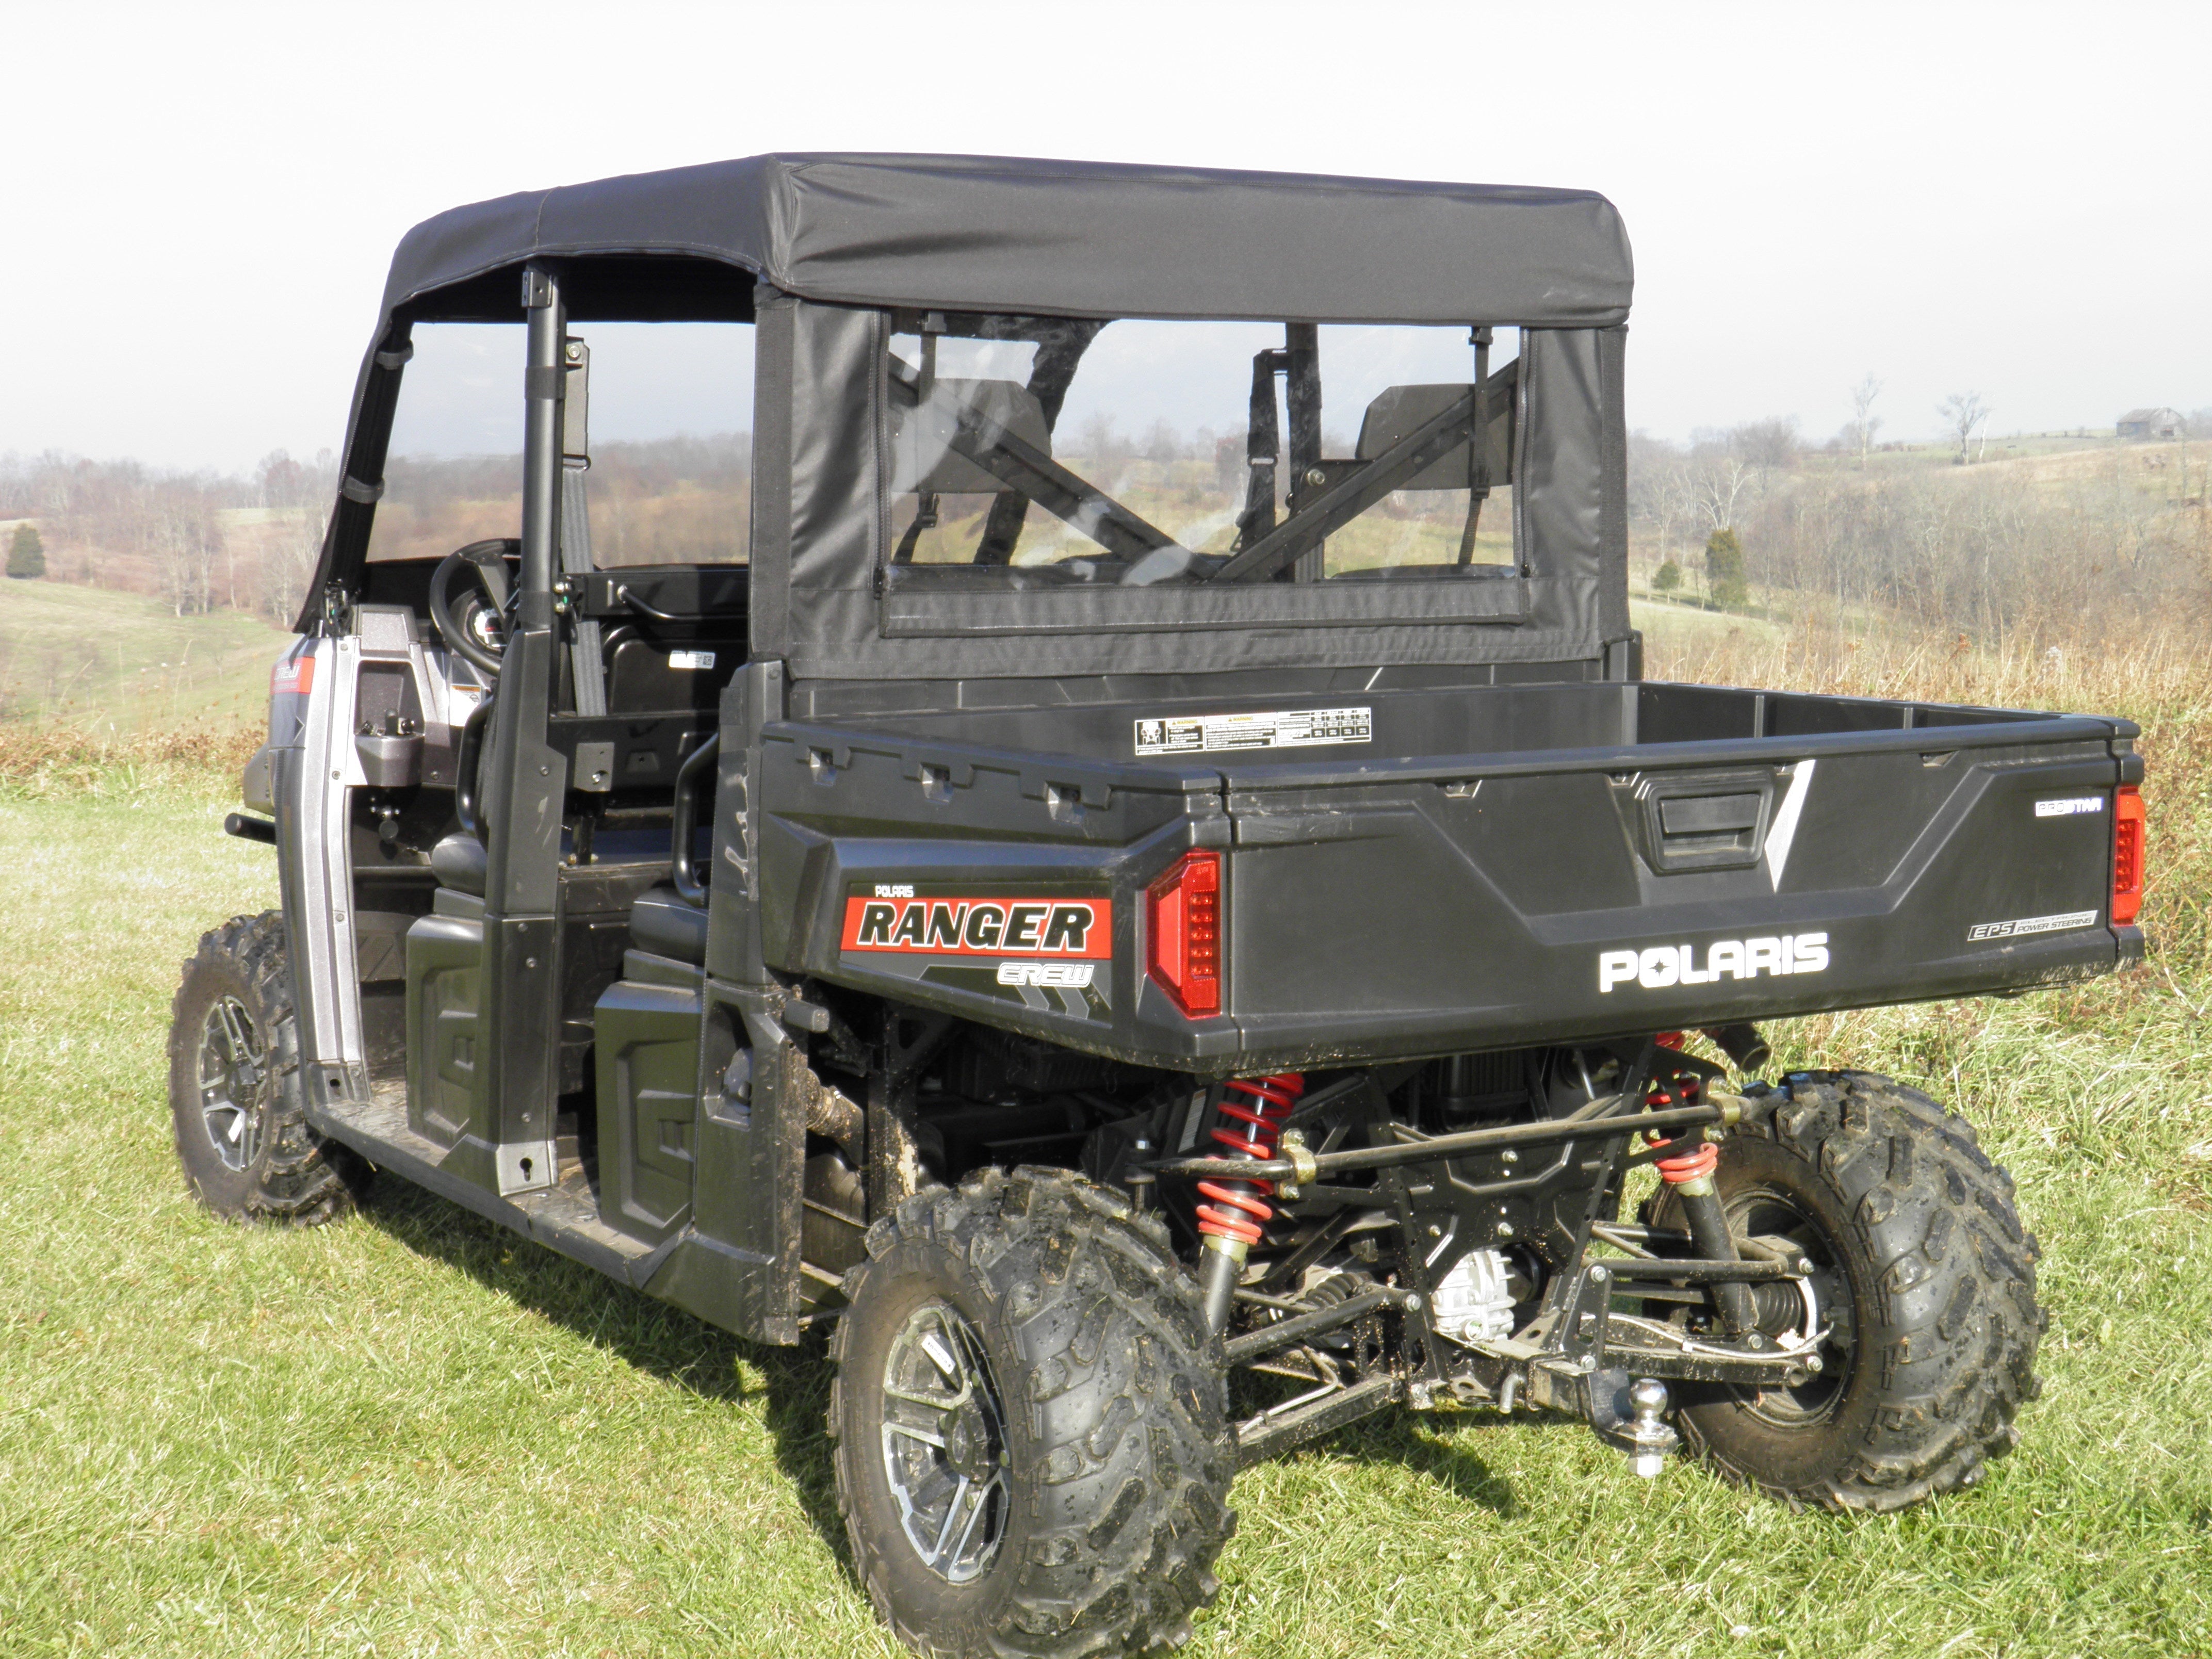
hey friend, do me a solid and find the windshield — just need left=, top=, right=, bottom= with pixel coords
left=885, top=316, right=1517, bottom=589
left=366, top=320, right=754, bottom=567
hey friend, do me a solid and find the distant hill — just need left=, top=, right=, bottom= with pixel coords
left=0, top=581, right=292, bottom=729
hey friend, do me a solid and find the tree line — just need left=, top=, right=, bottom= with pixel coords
left=0, top=449, right=336, bottom=623
left=1629, top=402, right=2212, bottom=640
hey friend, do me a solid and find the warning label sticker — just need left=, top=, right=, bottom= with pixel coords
left=1134, top=706, right=1372, bottom=757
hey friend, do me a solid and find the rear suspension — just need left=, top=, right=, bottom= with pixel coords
left=1195, top=1073, right=1305, bottom=1331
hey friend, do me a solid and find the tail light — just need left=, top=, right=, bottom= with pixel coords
left=2112, top=785, right=2146, bottom=926
left=1147, top=850, right=1222, bottom=1017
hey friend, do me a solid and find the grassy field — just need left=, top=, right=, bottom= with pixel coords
left=0, top=581, right=293, bottom=729
left=1, top=633, right=2208, bottom=1656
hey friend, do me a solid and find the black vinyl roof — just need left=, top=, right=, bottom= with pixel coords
left=382, top=152, right=1634, bottom=328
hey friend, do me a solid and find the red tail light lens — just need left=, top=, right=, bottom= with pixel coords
left=2112, top=785, right=2146, bottom=926
left=1147, top=850, right=1222, bottom=1018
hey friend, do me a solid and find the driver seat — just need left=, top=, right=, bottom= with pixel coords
left=431, top=831, right=489, bottom=897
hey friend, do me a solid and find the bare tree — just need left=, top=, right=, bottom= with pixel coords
left=1848, top=375, right=1884, bottom=469
left=1939, top=392, right=1992, bottom=465
left=1732, top=416, right=1800, bottom=491
left=153, top=490, right=223, bottom=616
left=1690, top=453, right=1753, bottom=531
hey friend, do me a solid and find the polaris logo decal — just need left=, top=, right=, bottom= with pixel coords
left=842, top=895, right=1111, bottom=958
left=1967, top=909, right=2099, bottom=941
left=1600, top=934, right=1830, bottom=993
left=2035, top=796, right=2104, bottom=818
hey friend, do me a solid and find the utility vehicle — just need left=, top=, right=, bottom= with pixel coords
left=171, top=154, right=2146, bottom=1658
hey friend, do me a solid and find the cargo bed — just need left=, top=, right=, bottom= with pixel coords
left=756, top=679, right=2142, bottom=1071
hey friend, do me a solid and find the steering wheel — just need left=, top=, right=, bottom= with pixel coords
left=428, top=539, right=518, bottom=682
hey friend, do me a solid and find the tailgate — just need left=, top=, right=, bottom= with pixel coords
left=1221, top=717, right=2139, bottom=1060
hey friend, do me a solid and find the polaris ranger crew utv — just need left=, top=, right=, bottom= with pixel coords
left=171, top=155, right=2146, bottom=1658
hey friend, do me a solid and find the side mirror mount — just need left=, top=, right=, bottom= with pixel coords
left=562, top=336, right=590, bottom=469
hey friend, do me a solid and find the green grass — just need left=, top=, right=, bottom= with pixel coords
left=2, top=662, right=2208, bottom=1657
left=0, top=583, right=291, bottom=729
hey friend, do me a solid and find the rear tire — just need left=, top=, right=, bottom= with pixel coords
left=831, top=1168, right=1234, bottom=1658
left=167, top=913, right=368, bottom=1225
left=1651, top=1069, right=2043, bottom=1511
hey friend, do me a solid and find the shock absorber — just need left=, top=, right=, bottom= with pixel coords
left=1196, top=1073, right=1305, bottom=1332
left=1646, top=1070, right=1757, bottom=1336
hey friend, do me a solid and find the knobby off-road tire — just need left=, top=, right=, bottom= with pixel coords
left=167, top=913, right=368, bottom=1225
left=1652, top=1069, right=2044, bottom=1512
left=831, top=1168, right=1235, bottom=1659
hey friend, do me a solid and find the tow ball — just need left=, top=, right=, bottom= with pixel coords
left=1588, top=1371, right=1680, bottom=1478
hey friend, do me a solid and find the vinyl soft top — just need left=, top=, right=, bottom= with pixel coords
left=382, top=152, right=1634, bottom=327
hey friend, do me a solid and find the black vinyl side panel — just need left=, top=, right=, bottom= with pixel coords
left=755, top=680, right=2136, bottom=1075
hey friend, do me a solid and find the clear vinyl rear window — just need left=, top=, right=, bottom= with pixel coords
left=885, top=316, right=1518, bottom=588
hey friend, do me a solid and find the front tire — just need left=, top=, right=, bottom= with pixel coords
left=1652, top=1070, right=2044, bottom=1511
left=167, top=913, right=367, bottom=1225
left=831, top=1169, right=1235, bottom=1658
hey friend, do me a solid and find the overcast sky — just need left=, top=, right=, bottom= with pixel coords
left=4, top=2, right=2206, bottom=473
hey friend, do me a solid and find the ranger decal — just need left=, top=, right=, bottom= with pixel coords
left=842, top=896, right=1112, bottom=959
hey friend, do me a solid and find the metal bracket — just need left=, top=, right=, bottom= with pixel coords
left=572, top=739, right=614, bottom=793
left=1555, top=1262, right=1615, bottom=1373
left=496, top=1138, right=559, bottom=1195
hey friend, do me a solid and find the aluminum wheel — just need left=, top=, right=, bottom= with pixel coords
left=877, top=1300, right=1009, bottom=1583
left=197, top=994, right=268, bottom=1172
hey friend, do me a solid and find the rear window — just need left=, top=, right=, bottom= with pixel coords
left=884, top=316, right=1518, bottom=589
left=366, top=320, right=755, bottom=567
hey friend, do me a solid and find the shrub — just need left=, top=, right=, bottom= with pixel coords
left=1705, top=527, right=1748, bottom=609
left=1653, top=559, right=1682, bottom=593
left=6, top=522, right=44, bottom=580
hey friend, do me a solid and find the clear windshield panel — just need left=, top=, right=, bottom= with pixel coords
left=366, top=321, right=754, bottom=566
left=886, top=317, right=1516, bottom=587
left=366, top=322, right=523, bottom=564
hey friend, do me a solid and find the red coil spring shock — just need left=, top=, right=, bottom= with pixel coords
left=1195, top=1073, right=1306, bottom=1246
left=1645, top=1045, right=1718, bottom=1185
left=1648, top=1131, right=1719, bottom=1185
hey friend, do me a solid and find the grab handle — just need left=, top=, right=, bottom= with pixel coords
left=454, top=692, right=495, bottom=839
left=670, top=731, right=720, bottom=906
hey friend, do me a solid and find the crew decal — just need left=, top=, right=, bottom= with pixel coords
left=841, top=888, right=1111, bottom=960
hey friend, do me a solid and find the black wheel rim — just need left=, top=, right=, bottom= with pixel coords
left=1727, top=1181, right=1856, bottom=1427
left=878, top=1301, right=1009, bottom=1584
left=197, top=994, right=268, bottom=1173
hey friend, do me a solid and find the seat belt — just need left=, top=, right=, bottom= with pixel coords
left=560, top=466, right=607, bottom=716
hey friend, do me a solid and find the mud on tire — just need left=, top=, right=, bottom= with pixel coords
left=831, top=1167, right=1235, bottom=1658
left=1652, top=1069, right=2044, bottom=1512
left=167, top=912, right=368, bottom=1226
